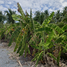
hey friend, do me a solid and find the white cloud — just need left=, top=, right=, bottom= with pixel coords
left=12, top=8, right=17, bottom=11
left=60, top=0, right=64, bottom=3
left=0, top=1, right=4, bottom=4
left=0, top=5, right=8, bottom=14
left=0, top=0, right=67, bottom=15
left=14, top=0, right=63, bottom=14
left=8, top=2, right=12, bottom=4
left=62, top=2, right=67, bottom=7
left=5, top=5, right=10, bottom=8
left=0, top=5, right=7, bottom=11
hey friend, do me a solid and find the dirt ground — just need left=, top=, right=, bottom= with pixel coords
left=0, top=41, right=67, bottom=67
left=0, top=42, right=20, bottom=67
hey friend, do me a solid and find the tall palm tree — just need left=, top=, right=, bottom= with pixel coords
left=55, top=10, right=63, bottom=23
left=33, top=11, right=41, bottom=23
left=62, top=6, right=67, bottom=23
left=40, top=12, right=44, bottom=24
left=44, top=10, right=49, bottom=19
left=5, top=9, right=16, bottom=24
left=0, top=11, right=2, bottom=22
left=50, top=13, right=56, bottom=23
left=33, top=10, right=49, bottom=24
left=62, top=6, right=67, bottom=16
left=0, top=11, right=6, bottom=23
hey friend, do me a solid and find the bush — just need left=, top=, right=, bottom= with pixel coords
left=0, top=3, right=67, bottom=67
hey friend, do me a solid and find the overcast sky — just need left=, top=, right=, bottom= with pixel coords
left=0, top=0, right=67, bottom=15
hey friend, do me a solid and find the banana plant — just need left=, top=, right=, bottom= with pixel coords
left=0, top=23, right=5, bottom=40
left=31, top=12, right=67, bottom=66
left=4, top=2, right=37, bottom=57
left=29, top=12, right=55, bottom=66
left=0, top=23, right=11, bottom=40
left=47, top=23, right=67, bottom=66
left=1, top=3, right=67, bottom=67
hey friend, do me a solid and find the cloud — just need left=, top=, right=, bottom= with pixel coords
left=0, top=5, right=7, bottom=11
left=0, top=0, right=67, bottom=15
left=0, top=1, right=4, bottom=4
left=62, top=2, right=67, bottom=7
left=0, top=5, right=8, bottom=14
left=5, top=5, right=10, bottom=8
left=63, top=0, right=67, bottom=2
left=8, top=2, right=12, bottom=4
left=14, top=0, right=63, bottom=13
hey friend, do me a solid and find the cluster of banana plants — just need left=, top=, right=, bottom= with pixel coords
left=0, top=3, right=67, bottom=67
left=0, top=23, right=20, bottom=41
left=30, top=15, right=67, bottom=66
left=0, top=23, right=4, bottom=40
left=0, top=23, right=10, bottom=40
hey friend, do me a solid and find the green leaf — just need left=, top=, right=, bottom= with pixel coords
left=32, top=52, right=39, bottom=61
left=55, top=37, right=63, bottom=43
left=8, top=27, right=21, bottom=46
left=49, top=24, right=63, bottom=34
left=17, top=3, right=25, bottom=20
left=27, top=48, right=31, bottom=54
left=57, top=51, right=61, bottom=66
left=42, top=12, right=54, bottom=27
left=63, top=32, right=67, bottom=36
left=17, top=39, right=23, bottom=53
left=12, top=14, right=21, bottom=21
left=32, top=51, right=43, bottom=67
left=44, top=30, right=54, bottom=49
left=19, top=44, right=25, bottom=56
left=55, top=26, right=63, bottom=34
left=25, top=43, right=29, bottom=57
left=35, top=51, right=43, bottom=66
left=63, top=44, right=67, bottom=52
left=35, top=27, right=52, bottom=34
left=47, top=53, right=57, bottom=61
left=62, top=24, right=67, bottom=32
left=31, top=45, right=39, bottom=49
left=14, top=32, right=22, bottom=52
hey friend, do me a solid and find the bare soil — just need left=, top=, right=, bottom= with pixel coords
left=0, top=41, right=67, bottom=67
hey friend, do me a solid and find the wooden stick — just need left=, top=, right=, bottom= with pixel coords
left=16, top=57, right=23, bottom=67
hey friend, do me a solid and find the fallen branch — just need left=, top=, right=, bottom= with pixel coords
left=16, top=57, right=23, bottom=67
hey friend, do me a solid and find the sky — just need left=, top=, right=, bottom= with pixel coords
left=0, top=0, right=67, bottom=15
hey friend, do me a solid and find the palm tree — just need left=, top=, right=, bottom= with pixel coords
left=51, top=10, right=62, bottom=23
left=62, top=14, right=67, bottom=23
left=0, top=11, right=2, bottom=22
left=44, top=10, right=49, bottom=19
left=62, top=6, right=67, bottom=23
left=0, top=11, right=6, bottom=23
left=50, top=13, right=56, bottom=23
left=40, top=12, right=44, bottom=24
left=55, top=10, right=62, bottom=23
left=33, top=10, right=49, bottom=24
left=33, top=11, right=41, bottom=23
left=5, top=9, right=16, bottom=24
left=62, top=6, right=67, bottom=16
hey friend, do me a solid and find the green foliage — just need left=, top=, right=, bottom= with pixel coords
left=57, top=51, right=61, bottom=66
left=47, top=53, right=57, bottom=61
left=47, top=51, right=61, bottom=66
left=5, top=9, right=16, bottom=24
left=0, top=3, right=67, bottom=67
left=32, top=51, right=43, bottom=67
left=33, top=10, right=49, bottom=24
left=42, top=12, right=54, bottom=27
left=8, top=27, right=21, bottom=46
left=0, top=23, right=11, bottom=40
left=2, top=3, right=34, bottom=57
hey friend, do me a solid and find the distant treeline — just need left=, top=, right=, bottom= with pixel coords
left=0, top=6, right=67, bottom=24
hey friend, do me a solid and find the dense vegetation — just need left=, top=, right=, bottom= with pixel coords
left=0, top=3, right=67, bottom=67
